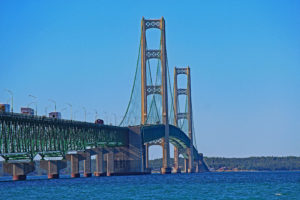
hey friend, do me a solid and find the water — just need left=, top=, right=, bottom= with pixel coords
left=0, top=172, right=299, bottom=200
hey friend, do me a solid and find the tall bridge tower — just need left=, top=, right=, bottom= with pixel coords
left=173, top=67, right=195, bottom=173
left=141, top=17, right=171, bottom=174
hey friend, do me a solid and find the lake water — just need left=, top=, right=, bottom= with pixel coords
left=0, top=172, right=299, bottom=199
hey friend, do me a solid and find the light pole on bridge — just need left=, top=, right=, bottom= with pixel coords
left=82, top=107, right=87, bottom=122
left=94, top=109, right=98, bottom=121
left=29, top=94, right=37, bottom=116
left=48, top=99, right=56, bottom=112
left=66, top=103, right=73, bottom=120
left=5, top=89, right=13, bottom=113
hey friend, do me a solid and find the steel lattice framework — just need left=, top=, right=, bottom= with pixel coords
left=0, top=113, right=128, bottom=160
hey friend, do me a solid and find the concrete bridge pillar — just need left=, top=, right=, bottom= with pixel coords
left=161, top=138, right=172, bottom=174
left=40, top=160, right=66, bottom=179
left=84, top=151, right=92, bottom=177
left=94, top=149, right=105, bottom=176
left=106, top=149, right=114, bottom=176
left=172, top=146, right=181, bottom=173
left=184, top=158, right=188, bottom=173
left=3, top=162, right=35, bottom=181
left=188, top=149, right=195, bottom=173
left=70, top=154, right=80, bottom=178
left=12, top=163, right=27, bottom=181
left=47, top=160, right=59, bottom=179
left=145, top=143, right=149, bottom=169
left=195, top=161, right=200, bottom=173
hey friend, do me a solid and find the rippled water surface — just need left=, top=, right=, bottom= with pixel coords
left=0, top=172, right=299, bottom=200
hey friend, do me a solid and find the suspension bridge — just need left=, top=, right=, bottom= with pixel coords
left=0, top=17, right=208, bottom=181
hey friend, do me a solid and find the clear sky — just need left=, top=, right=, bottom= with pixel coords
left=0, top=0, right=299, bottom=158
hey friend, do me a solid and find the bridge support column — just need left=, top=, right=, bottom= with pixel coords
left=145, top=143, right=149, bottom=170
left=84, top=151, right=92, bottom=177
left=106, top=149, right=114, bottom=176
left=172, top=146, right=181, bottom=173
left=188, top=149, right=195, bottom=173
left=184, top=158, right=188, bottom=173
left=70, top=154, right=80, bottom=178
left=12, top=163, right=27, bottom=181
left=94, top=149, right=105, bottom=176
left=48, top=161, right=59, bottom=179
left=195, top=161, right=200, bottom=173
left=40, top=160, right=66, bottom=179
left=3, top=162, right=35, bottom=181
left=161, top=138, right=172, bottom=174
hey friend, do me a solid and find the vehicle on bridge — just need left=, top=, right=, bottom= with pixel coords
left=21, top=107, right=34, bottom=116
left=95, top=119, right=104, bottom=125
left=0, top=104, right=10, bottom=113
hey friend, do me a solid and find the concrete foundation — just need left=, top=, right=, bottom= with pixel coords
left=70, top=154, right=80, bottom=178
left=183, top=158, right=188, bottom=173
left=161, top=167, right=172, bottom=174
left=40, top=160, right=67, bottom=179
left=94, top=149, right=105, bottom=176
left=106, top=149, right=114, bottom=176
left=47, top=160, right=59, bottom=179
left=3, top=162, right=35, bottom=181
left=145, top=143, right=149, bottom=169
left=83, top=151, right=92, bottom=177
left=173, top=146, right=180, bottom=173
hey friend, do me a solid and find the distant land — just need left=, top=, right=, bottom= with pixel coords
left=149, top=156, right=300, bottom=171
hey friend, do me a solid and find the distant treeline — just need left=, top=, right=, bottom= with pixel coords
left=204, top=156, right=300, bottom=171
left=149, top=156, right=300, bottom=171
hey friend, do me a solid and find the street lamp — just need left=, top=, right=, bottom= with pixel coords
left=104, top=111, right=108, bottom=123
left=45, top=105, right=50, bottom=116
left=94, top=109, right=98, bottom=121
left=29, top=94, right=37, bottom=116
left=73, top=110, right=79, bottom=121
left=48, top=99, right=56, bottom=112
left=82, top=107, right=87, bottom=122
left=5, top=89, right=13, bottom=112
left=113, top=113, right=117, bottom=125
left=66, top=103, right=73, bottom=120
left=27, top=102, right=37, bottom=116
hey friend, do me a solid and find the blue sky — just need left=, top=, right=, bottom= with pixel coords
left=0, top=0, right=299, bottom=158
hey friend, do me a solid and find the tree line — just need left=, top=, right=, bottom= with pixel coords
left=149, top=156, right=300, bottom=171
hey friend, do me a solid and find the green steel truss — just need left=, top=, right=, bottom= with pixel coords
left=141, top=124, right=200, bottom=161
left=0, top=113, right=128, bottom=160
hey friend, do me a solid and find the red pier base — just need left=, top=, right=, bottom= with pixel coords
left=94, top=172, right=106, bottom=177
left=161, top=167, right=172, bottom=174
left=13, top=175, right=27, bottom=181
left=48, top=174, right=59, bottom=179
left=84, top=173, right=92, bottom=177
left=71, top=173, right=80, bottom=178
left=106, top=172, right=112, bottom=177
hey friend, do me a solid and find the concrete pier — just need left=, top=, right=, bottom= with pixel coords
left=83, top=151, right=92, bottom=177
left=3, top=162, right=35, bottom=181
left=106, top=149, right=114, bottom=176
left=145, top=143, right=149, bottom=169
left=161, top=139, right=171, bottom=174
left=172, top=146, right=181, bottom=173
left=12, top=163, right=27, bottom=181
left=195, top=161, right=199, bottom=173
left=94, top=149, right=105, bottom=176
left=184, top=158, right=188, bottom=173
left=70, top=154, right=80, bottom=178
left=47, top=160, right=59, bottom=179
left=40, top=160, right=66, bottom=179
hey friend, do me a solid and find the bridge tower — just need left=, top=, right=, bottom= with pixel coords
left=141, top=17, right=171, bottom=174
left=173, top=67, right=195, bottom=173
